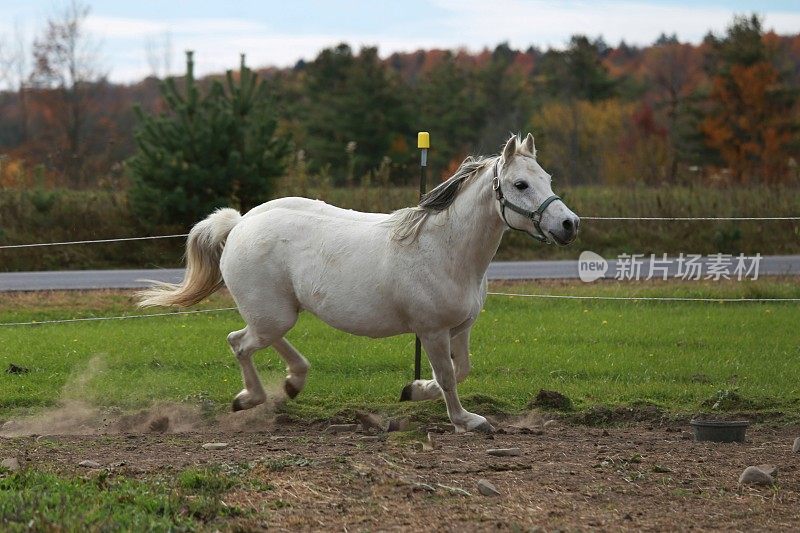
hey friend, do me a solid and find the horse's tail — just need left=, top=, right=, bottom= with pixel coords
left=137, top=208, right=242, bottom=308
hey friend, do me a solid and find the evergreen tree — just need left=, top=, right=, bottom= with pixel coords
left=128, top=52, right=289, bottom=226
left=476, top=43, right=533, bottom=151
left=417, top=52, right=487, bottom=173
left=301, top=45, right=411, bottom=184
left=537, top=36, right=617, bottom=102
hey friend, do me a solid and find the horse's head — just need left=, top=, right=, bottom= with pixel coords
left=492, top=133, right=579, bottom=245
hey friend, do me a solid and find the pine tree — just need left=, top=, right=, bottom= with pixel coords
left=301, top=45, right=411, bottom=184
left=128, top=51, right=289, bottom=226
left=417, top=52, right=487, bottom=173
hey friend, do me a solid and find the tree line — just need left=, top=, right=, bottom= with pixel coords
left=1, top=6, right=799, bottom=196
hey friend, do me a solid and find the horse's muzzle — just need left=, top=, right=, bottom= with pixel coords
left=552, top=215, right=580, bottom=245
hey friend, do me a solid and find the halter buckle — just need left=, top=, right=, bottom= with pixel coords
left=491, top=177, right=500, bottom=191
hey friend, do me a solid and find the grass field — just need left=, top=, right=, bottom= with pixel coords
left=2, top=280, right=800, bottom=531
left=1, top=279, right=799, bottom=422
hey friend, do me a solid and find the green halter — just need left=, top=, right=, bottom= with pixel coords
left=492, top=159, right=561, bottom=243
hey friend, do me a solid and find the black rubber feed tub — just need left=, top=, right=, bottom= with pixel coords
left=690, top=419, right=750, bottom=443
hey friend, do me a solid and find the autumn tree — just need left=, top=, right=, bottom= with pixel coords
left=533, top=36, right=617, bottom=182
left=702, top=15, right=796, bottom=183
left=0, top=25, right=30, bottom=144
left=642, top=39, right=703, bottom=180
left=144, top=31, right=173, bottom=79
left=30, top=0, right=102, bottom=186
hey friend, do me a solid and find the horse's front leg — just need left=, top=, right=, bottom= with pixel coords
left=419, top=330, right=492, bottom=433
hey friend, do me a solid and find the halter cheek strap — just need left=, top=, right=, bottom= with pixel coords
left=492, top=160, right=561, bottom=243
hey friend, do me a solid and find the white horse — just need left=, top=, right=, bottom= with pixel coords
left=139, top=134, right=579, bottom=433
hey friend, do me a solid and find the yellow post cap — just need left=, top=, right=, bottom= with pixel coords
left=417, top=131, right=430, bottom=149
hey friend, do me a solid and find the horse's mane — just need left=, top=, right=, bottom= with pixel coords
left=386, top=155, right=495, bottom=242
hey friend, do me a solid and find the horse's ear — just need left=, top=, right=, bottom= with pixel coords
left=502, top=136, right=517, bottom=162
left=523, top=133, right=537, bottom=158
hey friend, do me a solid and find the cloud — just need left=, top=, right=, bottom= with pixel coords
left=432, top=0, right=800, bottom=48
left=69, top=2, right=800, bottom=83
left=83, top=14, right=455, bottom=82
left=85, top=16, right=268, bottom=38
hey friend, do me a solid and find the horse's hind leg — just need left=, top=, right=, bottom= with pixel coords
left=399, top=326, right=473, bottom=402
left=272, top=338, right=309, bottom=399
left=228, top=326, right=274, bottom=411
left=228, top=327, right=307, bottom=410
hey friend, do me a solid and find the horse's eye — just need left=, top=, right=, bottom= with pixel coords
left=514, top=180, right=529, bottom=190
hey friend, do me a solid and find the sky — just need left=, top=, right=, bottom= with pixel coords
left=2, top=0, right=799, bottom=84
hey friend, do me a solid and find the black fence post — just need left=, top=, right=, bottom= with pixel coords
left=414, top=132, right=429, bottom=381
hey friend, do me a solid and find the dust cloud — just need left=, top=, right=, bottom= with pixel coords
left=0, top=356, right=287, bottom=437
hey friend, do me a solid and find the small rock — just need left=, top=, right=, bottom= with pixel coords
left=793, top=437, right=800, bottom=453
left=486, top=448, right=521, bottom=457
left=543, top=420, right=557, bottom=429
left=148, top=416, right=170, bottom=433
left=739, top=466, right=774, bottom=486
left=1, top=458, right=20, bottom=471
left=201, top=442, right=229, bottom=450
left=386, top=418, right=410, bottom=432
left=5, top=363, right=29, bottom=375
left=355, top=411, right=384, bottom=432
left=652, top=465, right=672, bottom=473
left=324, top=424, right=358, bottom=434
left=756, top=464, right=778, bottom=478
left=78, top=460, right=101, bottom=468
left=477, top=479, right=500, bottom=496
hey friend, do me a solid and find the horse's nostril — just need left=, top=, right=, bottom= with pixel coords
left=562, top=219, right=573, bottom=231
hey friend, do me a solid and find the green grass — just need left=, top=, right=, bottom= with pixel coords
left=1, top=279, right=799, bottom=422
left=0, top=466, right=246, bottom=531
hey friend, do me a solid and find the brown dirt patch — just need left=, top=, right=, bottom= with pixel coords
left=2, top=418, right=799, bottom=531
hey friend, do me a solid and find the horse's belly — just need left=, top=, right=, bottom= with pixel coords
left=298, top=286, right=409, bottom=338
left=312, top=308, right=407, bottom=338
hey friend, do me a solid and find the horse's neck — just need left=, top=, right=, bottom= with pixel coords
left=429, top=165, right=505, bottom=280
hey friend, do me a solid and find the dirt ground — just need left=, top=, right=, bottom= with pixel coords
left=2, top=410, right=799, bottom=532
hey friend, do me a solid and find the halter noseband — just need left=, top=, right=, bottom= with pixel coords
left=492, top=159, right=561, bottom=243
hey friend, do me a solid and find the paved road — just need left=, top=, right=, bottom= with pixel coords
left=2, top=255, right=799, bottom=291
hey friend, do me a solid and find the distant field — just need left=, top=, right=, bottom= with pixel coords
left=1, top=278, right=799, bottom=422
left=2, top=184, right=799, bottom=271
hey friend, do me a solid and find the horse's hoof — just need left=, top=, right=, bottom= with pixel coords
left=232, top=397, right=245, bottom=412
left=399, top=384, right=413, bottom=402
left=474, top=421, right=495, bottom=434
left=284, top=381, right=300, bottom=399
